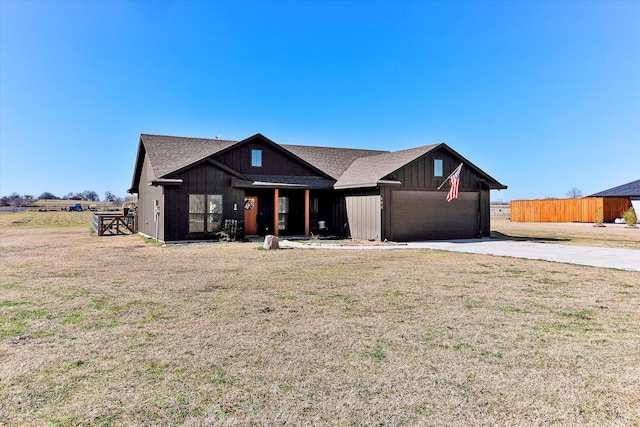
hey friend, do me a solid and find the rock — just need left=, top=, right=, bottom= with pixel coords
left=263, top=235, right=279, bottom=250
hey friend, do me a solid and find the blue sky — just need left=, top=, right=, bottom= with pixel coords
left=1, top=0, right=638, bottom=202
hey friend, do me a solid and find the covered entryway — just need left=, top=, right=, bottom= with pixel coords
left=242, top=189, right=311, bottom=237
left=390, top=190, right=479, bottom=240
left=235, top=175, right=336, bottom=237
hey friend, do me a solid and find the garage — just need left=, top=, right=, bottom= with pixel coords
left=390, top=190, right=479, bottom=241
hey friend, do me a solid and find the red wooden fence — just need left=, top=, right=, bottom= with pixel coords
left=510, top=198, right=630, bottom=223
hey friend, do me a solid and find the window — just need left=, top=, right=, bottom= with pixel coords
left=310, top=197, right=319, bottom=228
left=251, top=149, right=262, bottom=167
left=189, top=194, right=223, bottom=233
left=278, top=196, right=289, bottom=230
left=434, top=159, right=443, bottom=177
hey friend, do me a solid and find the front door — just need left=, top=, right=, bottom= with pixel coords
left=244, top=196, right=258, bottom=235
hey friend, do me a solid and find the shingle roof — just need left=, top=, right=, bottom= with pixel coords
left=589, top=179, right=640, bottom=197
left=141, top=134, right=236, bottom=179
left=282, top=145, right=387, bottom=180
left=131, top=133, right=506, bottom=192
left=335, top=144, right=440, bottom=188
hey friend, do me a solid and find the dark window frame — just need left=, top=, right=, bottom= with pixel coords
left=188, top=194, right=223, bottom=234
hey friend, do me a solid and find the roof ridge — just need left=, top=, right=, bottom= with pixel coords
left=141, top=133, right=238, bottom=143
left=282, top=143, right=388, bottom=153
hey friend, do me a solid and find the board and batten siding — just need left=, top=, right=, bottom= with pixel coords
left=213, top=139, right=318, bottom=176
left=346, top=195, right=382, bottom=240
left=388, top=148, right=474, bottom=190
left=163, top=162, right=245, bottom=241
left=510, top=197, right=631, bottom=223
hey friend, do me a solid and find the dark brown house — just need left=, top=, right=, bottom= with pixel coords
left=129, top=133, right=506, bottom=242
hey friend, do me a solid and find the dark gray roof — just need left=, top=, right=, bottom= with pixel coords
left=132, top=133, right=506, bottom=192
left=335, top=145, right=439, bottom=188
left=140, top=134, right=389, bottom=182
left=282, top=144, right=387, bottom=180
left=590, top=179, right=640, bottom=197
left=141, top=134, right=236, bottom=179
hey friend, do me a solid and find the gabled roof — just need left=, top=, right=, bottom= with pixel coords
left=335, top=145, right=439, bottom=188
left=142, top=134, right=236, bottom=178
left=130, top=133, right=507, bottom=193
left=214, top=133, right=335, bottom=180
left=589, top=179, right=640, bottom=197
left=334, top=143, right=507, bottom=190
left=129, top=134, right=238, bottom=192
left=282, top=145, right=386, bottom=180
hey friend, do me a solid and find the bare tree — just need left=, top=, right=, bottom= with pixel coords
left=566, top=187, right=583, bottom=198
left=38, top=191, right=59, bottom=200
left=82, top=190, right=100, bottom=201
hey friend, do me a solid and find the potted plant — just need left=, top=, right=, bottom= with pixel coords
left=622, top=207, right=638, bottom=228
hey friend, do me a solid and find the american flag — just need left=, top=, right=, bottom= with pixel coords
left=446, top=164, right=463, bottom=202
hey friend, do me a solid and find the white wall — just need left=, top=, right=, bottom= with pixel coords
left=631, top=199, right=640, bottom=223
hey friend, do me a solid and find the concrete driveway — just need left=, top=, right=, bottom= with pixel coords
left=280, top=238, right=640, bottom=272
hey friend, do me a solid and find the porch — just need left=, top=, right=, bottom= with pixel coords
left=232, top=176, right=335, bottom=237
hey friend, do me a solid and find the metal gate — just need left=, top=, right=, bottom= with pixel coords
left=346, top=195, right=381, bottom=241
left=390, top=191, right=478, bottom=241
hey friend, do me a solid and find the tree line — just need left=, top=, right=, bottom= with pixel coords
left=1, top=190, right=130, bottom=206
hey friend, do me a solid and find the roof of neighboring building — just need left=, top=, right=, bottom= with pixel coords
left=590, top=179, right=640, bottom=197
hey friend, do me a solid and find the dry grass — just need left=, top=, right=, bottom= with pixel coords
left=492, top=215, right=640, bottom=250
left=1, top=213, right=639, bottom=426
left=0, top=211, right=94, bottom=229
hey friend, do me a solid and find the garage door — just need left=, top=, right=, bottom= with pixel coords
left=390, top=191, right=478, bottom=241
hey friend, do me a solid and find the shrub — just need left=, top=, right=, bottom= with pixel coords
left=621, top=207, right=637, bottom=226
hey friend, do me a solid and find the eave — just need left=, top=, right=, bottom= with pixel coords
left=232, top=176, right=335, bottom=190
left=334, top=179, right=402, bottom=190
left=149, top=178, right=184, bottom=186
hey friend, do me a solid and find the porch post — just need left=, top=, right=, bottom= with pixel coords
left=304, top=189, right=310, bottom=236
left=273, top=188, right=279, bottom=236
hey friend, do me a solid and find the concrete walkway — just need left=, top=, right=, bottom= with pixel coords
left=280, top=238, right=640, bottom=272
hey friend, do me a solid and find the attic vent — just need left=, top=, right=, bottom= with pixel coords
left=216, top=135, right=221, bottom=140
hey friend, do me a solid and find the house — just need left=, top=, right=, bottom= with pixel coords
left=510, top=179, right=639, bottom=224
left=590, top=179, right=640, bottom=221
left=128, top=133, right=506, bottom=242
